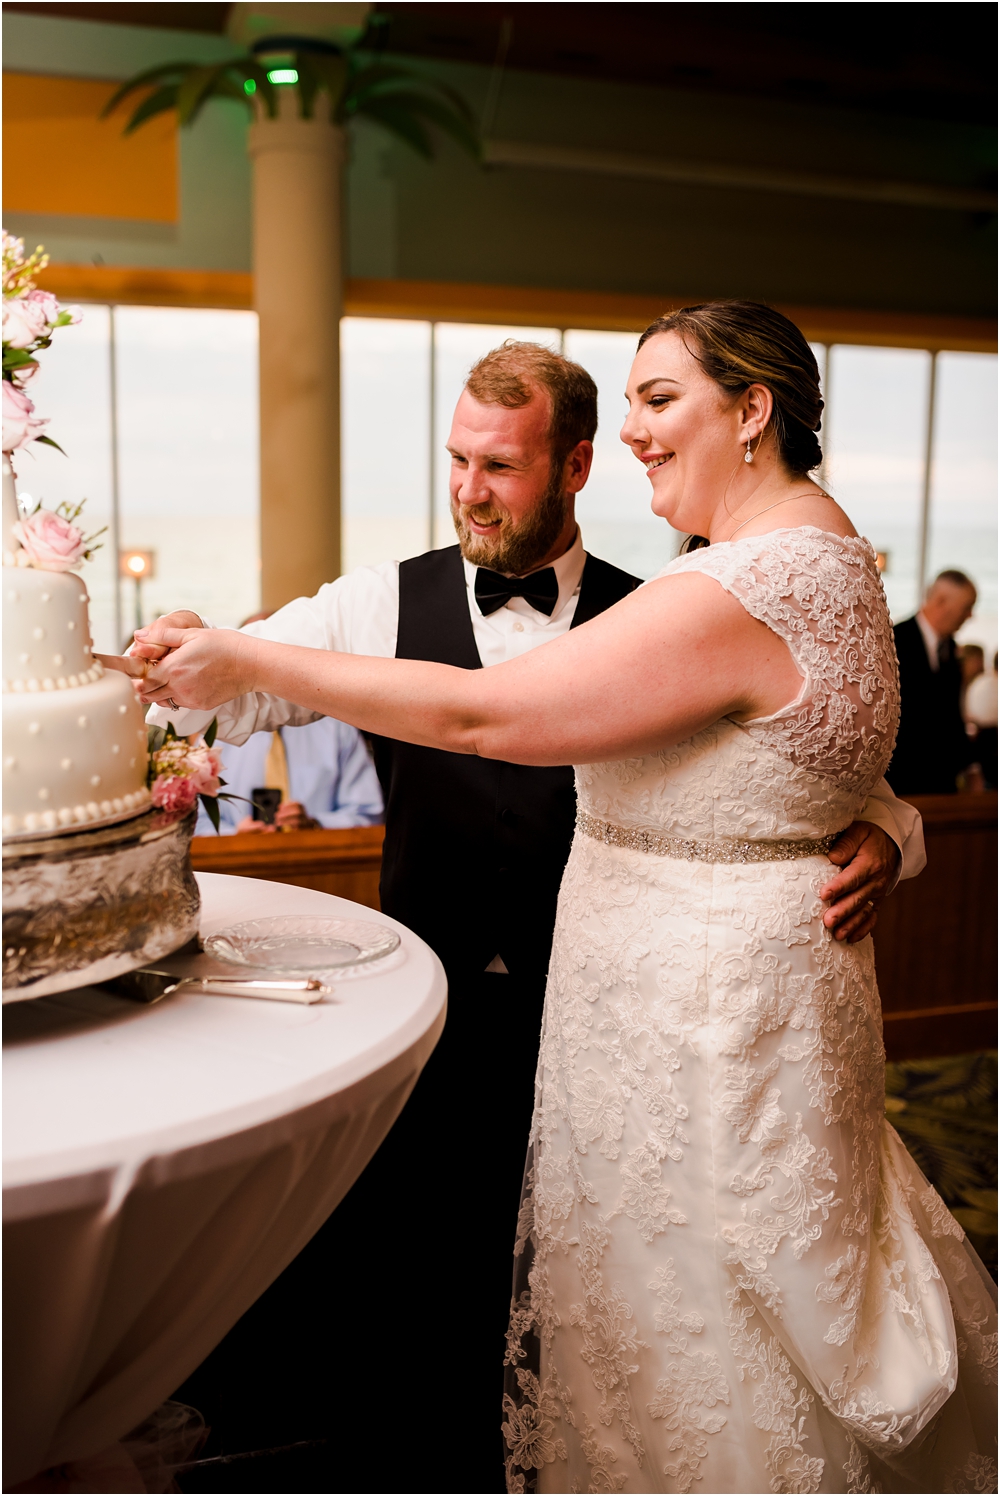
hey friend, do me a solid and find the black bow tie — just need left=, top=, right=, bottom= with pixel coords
left=474, top=566, right=559, bottom=617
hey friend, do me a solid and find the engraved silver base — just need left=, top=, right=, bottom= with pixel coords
left=2, top=808, right=200, bottom=1003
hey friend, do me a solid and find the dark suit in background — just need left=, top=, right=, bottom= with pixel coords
left=887, top=615, right=972, bottom=794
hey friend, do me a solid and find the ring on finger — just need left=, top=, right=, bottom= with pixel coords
left=863, top=899, right=875, bottom=911
left=166, top=697, right=179, bottom=711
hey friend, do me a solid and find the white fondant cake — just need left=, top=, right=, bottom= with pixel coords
left=2, top=566, right=150, bottom=837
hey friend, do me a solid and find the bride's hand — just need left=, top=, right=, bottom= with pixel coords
left=120, top=625, right=262, bottom=710
left=129, top=610, right=204, bottom=664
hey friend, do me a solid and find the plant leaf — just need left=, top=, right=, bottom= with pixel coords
left=34, top=435, right=67, bottom=455
left=100, top=61, right=190, bottom=118
left=200, top=793, right=222, bottom=833
left=353, top=98, right=433, bottom=158
left=123, top=83, right=181, bottom=135
left=204, top=716, right=218, bottom=747
left=175, top=64, right=230, bottom=127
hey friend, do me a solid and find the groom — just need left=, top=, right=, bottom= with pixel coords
left=140, top=341, right=920, bottom=1489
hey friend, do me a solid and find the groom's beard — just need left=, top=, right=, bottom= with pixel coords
left=452, top=469, right=570, bottom=576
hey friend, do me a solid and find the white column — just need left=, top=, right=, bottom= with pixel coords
left=248, top=97, right=345, bottom=610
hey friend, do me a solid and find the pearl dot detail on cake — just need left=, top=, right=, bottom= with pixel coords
left=38, top=788, right=49, bottom=800
left=28, top=723, right=40, bottom=735
left=32, top=628, right=44, bottom=639
left=78, top=716, right=87, bottom=728
left=60, top=758, right=72, bottom=769
left=90, top=775, right=101, bottom=786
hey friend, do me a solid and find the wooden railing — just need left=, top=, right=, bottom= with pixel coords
left=191, top=794, right=997, bottom=1061
left=873, top=793, right=997, bottom=1060
left=190, top=825, right=384, bottom=911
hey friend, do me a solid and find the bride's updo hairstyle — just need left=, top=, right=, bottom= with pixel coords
left=637, top=301, right=824, bottom=476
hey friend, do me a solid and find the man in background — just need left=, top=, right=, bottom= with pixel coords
left=888, top=569, right=978, bottom=794
left=193, top=613, right=382, bottom=836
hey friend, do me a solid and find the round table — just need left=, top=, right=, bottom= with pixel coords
left=3, top=872, right=446, bottom=1488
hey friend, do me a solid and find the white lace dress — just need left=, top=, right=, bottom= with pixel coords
left=503, top=529, right=997, bottom=1496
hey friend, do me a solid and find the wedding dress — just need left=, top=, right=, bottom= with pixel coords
left=504, top=529, right=997, bottom=1495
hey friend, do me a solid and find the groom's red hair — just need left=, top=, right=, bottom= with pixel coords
left=466, top=341, right=598, bottom=465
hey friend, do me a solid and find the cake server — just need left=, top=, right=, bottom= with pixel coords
left=102, top=967, right=331, bottom=1005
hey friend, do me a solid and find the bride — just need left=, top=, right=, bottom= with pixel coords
left=122, top=301, right=996, bottom=1494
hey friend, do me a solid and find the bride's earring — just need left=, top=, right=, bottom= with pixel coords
left=744, top=437, right=754, bottom=464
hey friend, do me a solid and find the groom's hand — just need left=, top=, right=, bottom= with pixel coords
left=820, top=822, right=900, bottom=943
left=129, top=611, right=204, bottom=664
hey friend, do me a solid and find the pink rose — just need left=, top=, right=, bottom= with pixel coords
left=24, top=289, right=64, bottom=325
left=151, top=774, right=199, bottom=813
left=2, top=380, right=47, bottom=451
left=185, top=743, right=224, bottom=797
left=2, top=295, right=49, bottom=349
left=12, top=507, right=86, bottom=571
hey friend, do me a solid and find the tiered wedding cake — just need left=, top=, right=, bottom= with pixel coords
left=2, top=541, right=152, bottom=838
left=2, top=233, right=200, bottom=1000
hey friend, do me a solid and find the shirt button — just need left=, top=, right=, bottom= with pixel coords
left=513, top=621, right=524, bottom=633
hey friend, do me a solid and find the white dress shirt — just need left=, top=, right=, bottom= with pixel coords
left=150, top=531, right=925, bottom=880
left=916, top=610, right=943, bottom=671
left=193, top=717, right=384, bottom=835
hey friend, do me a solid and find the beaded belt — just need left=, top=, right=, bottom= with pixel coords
left=576, top=810, right=840, bottom=865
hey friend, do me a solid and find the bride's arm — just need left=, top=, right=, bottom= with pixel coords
left=122, top=573, right=802, bottom=768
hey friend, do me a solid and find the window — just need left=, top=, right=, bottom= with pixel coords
left=563, top=328, right=682, bottom=578
left=24, top=306, right=997, bottom=662
left=16, top=305, right=259, bottom=653
left=927, top=353, right=998, bottom=646
left=823, top=346, right=932, bottom=624
left=822, top=344, right=997, bottom=658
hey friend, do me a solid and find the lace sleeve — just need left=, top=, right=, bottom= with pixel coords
left=665, top=527, right=900, bottom=791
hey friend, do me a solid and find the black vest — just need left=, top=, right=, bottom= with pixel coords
left=370, top=545, right=640, bottom=978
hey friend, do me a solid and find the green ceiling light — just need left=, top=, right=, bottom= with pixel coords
left=243, top=78, right=257, bottom=95
left=267, top=67, right=299, bottom=84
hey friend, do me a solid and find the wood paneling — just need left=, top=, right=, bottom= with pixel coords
left=3, top=74, right=177, bottom=222
left=33, top=266, right=999, bottom=352
left=874, top=793, right=997, bottom=1060
left=189, top=824, right=384, bottom=911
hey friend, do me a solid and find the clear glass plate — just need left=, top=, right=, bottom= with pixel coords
left=204, top=916, right=401, bottom=978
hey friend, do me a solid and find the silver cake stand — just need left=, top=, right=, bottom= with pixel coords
left=2, top=808, right=200, bottom=1003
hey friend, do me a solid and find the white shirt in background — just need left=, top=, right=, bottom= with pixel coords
left=965, top=670, right=999, bottom=728
left=916, top=610, right=943, bottom=670
left=150, top=533, right=925, bottom=879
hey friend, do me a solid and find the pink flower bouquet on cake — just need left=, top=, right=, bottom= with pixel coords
left=8, top=497, right=105, bottom=571
left=147, top=718, right=236, bottom=832
left=2, top=232, right=79, bottom=456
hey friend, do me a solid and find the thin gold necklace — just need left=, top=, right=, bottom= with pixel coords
left=726, top=490, right=828, bottom=540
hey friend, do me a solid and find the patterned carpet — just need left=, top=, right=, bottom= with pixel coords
left=885, top=1049, right=998, bottom=1280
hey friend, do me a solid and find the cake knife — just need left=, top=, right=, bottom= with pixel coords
left=102, top=967, right=331, bottom=1005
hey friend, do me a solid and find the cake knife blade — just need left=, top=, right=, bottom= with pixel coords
left=102, top=968, right=330, bottom=1005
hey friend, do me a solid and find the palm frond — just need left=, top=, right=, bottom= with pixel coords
left=103, top=46, right=479, bottom=159
left=296, top=53, right=349, bottom=120
left=122, top=83, right=181, bottom=135
left=354, top=98, right=433, bottom=157
left=101, top=61, right=191, bottom=118
left=176, top=64, right=233, bottom=127
left=383, top=89, right=480, bottom=157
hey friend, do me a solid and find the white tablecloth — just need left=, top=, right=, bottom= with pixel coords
left=3, top=872, right=446, bottom=1487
